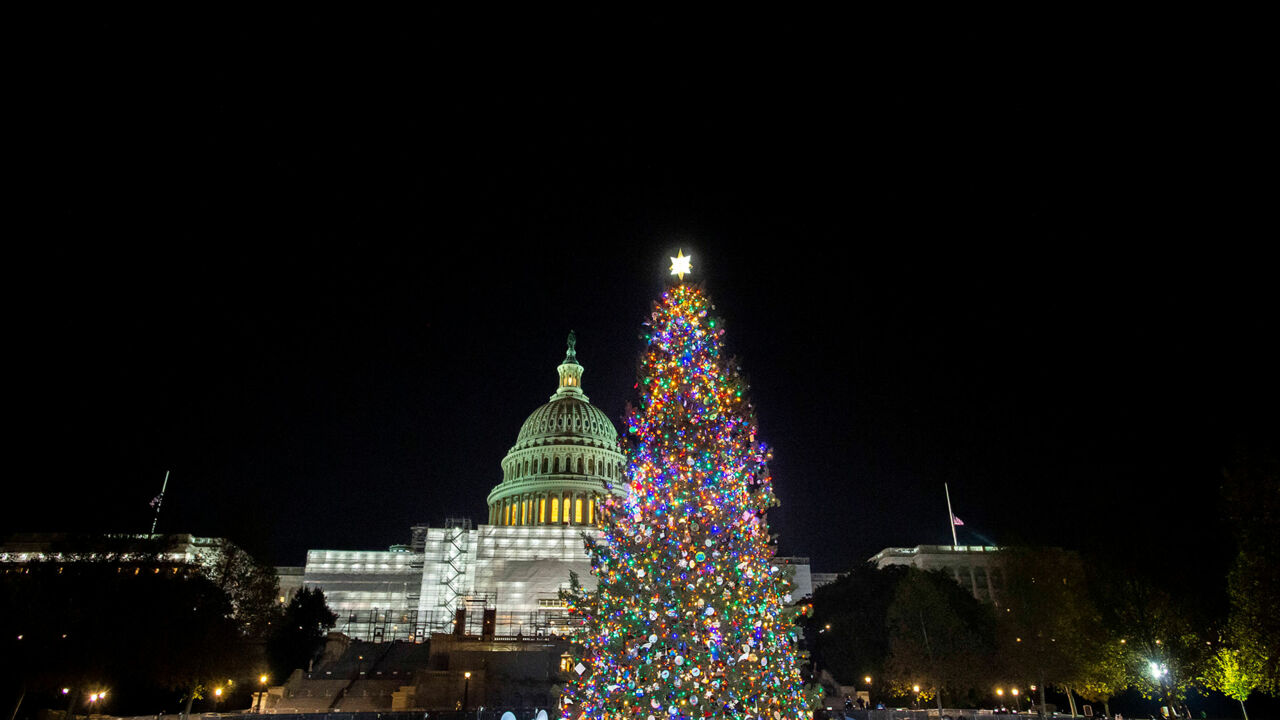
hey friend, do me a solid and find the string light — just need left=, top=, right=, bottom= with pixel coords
left=562, top=283, right=812, bottom=718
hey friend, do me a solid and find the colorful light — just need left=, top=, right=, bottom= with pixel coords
left=562, top=282, right=813, bottom=718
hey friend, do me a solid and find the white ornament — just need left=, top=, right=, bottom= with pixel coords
left=649, top=634, right=658, bottom=644
left=574, top=663, right=586, bottom=675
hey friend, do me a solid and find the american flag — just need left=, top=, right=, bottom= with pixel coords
left=952, top=515, right=964, bottom=526
left=150, top=494, right=163, bottom=509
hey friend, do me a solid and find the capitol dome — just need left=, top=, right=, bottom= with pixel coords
left=486, top=332, right=627, bottom=526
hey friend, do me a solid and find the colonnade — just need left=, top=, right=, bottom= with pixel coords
left=490, top=491, right=602, bottom=526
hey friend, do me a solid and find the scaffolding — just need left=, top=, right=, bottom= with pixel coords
left=332, top=605, right=579, bottom=642
left=439, top=517, right=472, bottom=616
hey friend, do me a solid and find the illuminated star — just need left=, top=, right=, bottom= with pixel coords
left=669, top=249, right=692, bottom=281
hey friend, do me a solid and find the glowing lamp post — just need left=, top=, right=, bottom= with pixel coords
left=462, top=671, right=472, bottom=712
left=87, top=691, right=106, bottom=717
left=257, top=675, right=269, bottom=714
left=1150, top=661, right=1173, bottom=717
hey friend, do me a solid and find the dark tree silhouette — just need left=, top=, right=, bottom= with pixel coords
left=266, top=587, right=337, bottom=678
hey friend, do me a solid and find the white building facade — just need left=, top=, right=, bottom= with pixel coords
left=869, top=544, right=1006, bottom=606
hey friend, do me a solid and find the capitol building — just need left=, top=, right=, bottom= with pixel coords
left=295, top=334, right=815, bottom=642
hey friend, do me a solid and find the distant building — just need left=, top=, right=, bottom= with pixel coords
left=300, top=334, right=815, bottom=641
left=869, top=544, right=1007, bottom=606
left=810, top=571, right=841, bottom=591
left=1, top=531, right=232, bottom=567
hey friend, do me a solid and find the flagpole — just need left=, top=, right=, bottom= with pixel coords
left=150, top=470, right=169, bottom=535
left=945, top=482, right=958, bottom=549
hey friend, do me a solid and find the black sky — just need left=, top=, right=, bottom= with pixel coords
left=7, top=15, right=1275, bottom=585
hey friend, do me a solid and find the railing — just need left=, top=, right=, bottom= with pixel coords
left=220, top=711, right=557, bottom=720
left=818, top=710, right=993, bottom=720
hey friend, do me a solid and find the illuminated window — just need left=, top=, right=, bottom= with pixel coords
left=539, top=498, right=546, bottom=524
left=588, top=498, right=594, bottom=525
left=575, top=498, right=583, bottom=524
left=562, top=496, right=570, bottom=523
left=551, top=497, right=560, bottom=523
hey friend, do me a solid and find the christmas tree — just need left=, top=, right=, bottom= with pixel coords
left=563, top=260, right=813, bottom=719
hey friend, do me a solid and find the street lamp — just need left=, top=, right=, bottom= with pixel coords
left=462, top=671, right=472, bottom=713
left=1011, top=687, right=1021, bottom=712
left=88, top=691, right=106, bottom=717
left=913, top=685, right=921, bottom=709
left=1150, top=661, right=1173, bottom=717
left=257, top=674, right=270, bottom=714
left=213, top=687, right=223, bottom=714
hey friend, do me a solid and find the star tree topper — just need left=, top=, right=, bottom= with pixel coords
left=669, top=248, right=692, bottom=281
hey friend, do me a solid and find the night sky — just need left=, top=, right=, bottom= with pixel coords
left=8, top=16, right=1275, bottom=586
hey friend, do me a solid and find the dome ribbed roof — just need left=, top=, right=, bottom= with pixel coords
left=516, top=396, right=618, bottom=446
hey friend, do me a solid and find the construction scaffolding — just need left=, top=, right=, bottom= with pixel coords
left=439, top=517, right=472, bottom=616
left=333, top=605, right=579, bottom=643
